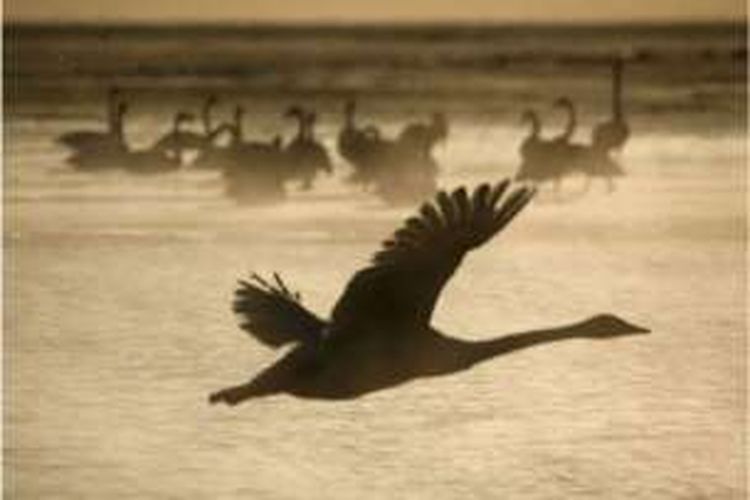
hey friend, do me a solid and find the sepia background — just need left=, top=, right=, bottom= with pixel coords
left=3, top=1, right=747, bottom=498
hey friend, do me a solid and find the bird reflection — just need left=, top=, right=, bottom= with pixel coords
left=209, top=180, right=648, bottom=404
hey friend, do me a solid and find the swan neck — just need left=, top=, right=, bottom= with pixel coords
left=344, top=105, right=355, bottom=128
left=612, top=63, right=624, bottom=119
left=465, top=327, right=576, bottom=366
left=115, top=105, right=127, bottom=145
left=108, top=92, right=120, bottom=135
left=563, top=103, right=576, bottom=138
left=527, top=114, right=540, bottom=137
left=202, top=102, right=214, bottom=134
left=234, top=115, right=243, bottom=142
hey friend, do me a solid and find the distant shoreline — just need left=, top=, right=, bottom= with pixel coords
left=4, top=20, right=745, bottom=34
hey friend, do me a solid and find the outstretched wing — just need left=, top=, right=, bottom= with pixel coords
left=233, top=273, right=327, bottom=349
left=330, top=180, right=536, bottom=331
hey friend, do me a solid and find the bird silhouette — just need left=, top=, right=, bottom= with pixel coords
left=515, top=109, right=560, bottom=184
left=190, top=95, right=233, bottom=168
left=283, top=106, right=332, bottom=190
left=337, top=99, right=387, bottom=188
left=334, top=99, right=440, bottom=203
left=397, top=111, right=449, bottom=160
left=591, top=58, right=630, bottom=155
left=209, top=180, right=647, bottom=404
left=120, top=109, right=195, bottom=174
left=220, top=105, right=287, bottom=203
left=57, top=86, right=123, bottom=156
left=68, top=104, right=192, bottom=173
left=515, top=104, right=624, bottom=194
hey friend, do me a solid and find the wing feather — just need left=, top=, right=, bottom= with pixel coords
left=331, top=179, right=536, bottom=331
left=233, top=273, right=326, bottom=349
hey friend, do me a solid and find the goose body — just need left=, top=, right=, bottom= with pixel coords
left=209, top=181, right=647, bottom=404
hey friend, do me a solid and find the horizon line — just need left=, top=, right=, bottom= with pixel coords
left=4, top=17, right=745, bottom=28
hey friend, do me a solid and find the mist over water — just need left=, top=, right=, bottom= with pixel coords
left=4, top=23, right=747, bottom=499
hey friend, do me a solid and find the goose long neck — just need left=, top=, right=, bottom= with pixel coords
left=305, top=113, right=317, bottom=141
left=202, top=100, right=214, bottom=134
left=233, top=112, right=244, bottom=143
left=612, top=61, right=624, bottom=120
left=114, top=104, right=127, bottom=146
left=107, top=90, right=120, bottom=135
left=344, top=102, right=355, bottom=129
left=462, top=327, right=584, bottom=366
left=562, top=102, right=576, bottom=139
left=300, top=114, right=310, bottom=141
left=526, top=113, right=540, bottom=138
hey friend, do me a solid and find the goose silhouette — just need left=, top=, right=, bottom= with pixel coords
left=65, top=97, right=128, bottom=171
left=189, top=95, right=231, bottom=168
left=338, top=99, right=386, bottom=188
left=283, top=106, right=332, bottom=190
left=69, top=105, right=192, bottom=174
left=220, top=106, right=288, bottom=203
left=57, top=86, right=123, bottom=155
left=115, top=110, right=193, bottom=174
left=397, top=111, right=449, bottom=161
left=209, top=180, right=648, bottom=404
left=515, top=104, right=624, bottom=193
left=515, top=109, right=560, bottom=184
left=591, top=58, right=630, bottom=155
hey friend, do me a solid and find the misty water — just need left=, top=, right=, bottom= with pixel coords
left=4, top=24, right=747, bottom=498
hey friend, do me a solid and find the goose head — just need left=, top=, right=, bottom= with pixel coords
left=553, top=96, right=573, bottom=111
left=175, top=111, right=195, bottom=127
left=344, top=99, right=356, bottom=116
left=570, top=314, right=650, bottom=339
left=520, top=109, right=537, bottom=124
left=284, top=105, right=305, bottom=120
left=305, top=111, right=318, bottom=128
left=233, top=105, right=245, bottom=123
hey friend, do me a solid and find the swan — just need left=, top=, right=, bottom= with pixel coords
left=190, top=95, right=231, bottom=168
left=201, top=95, right=219, bottom=137
left=338, top=99, right=366, bottom=162
left=215, top=105, right=288, bottom=203
left=64, top=97, right=128, bottom=171
left=515, top=107, right=623, bottom=193
left=397, top=111, right=449, bottom=160
left=209, top=180, right=648, bottom=404
left=515, top=109, right=560, bottom=183
left=591, top=58, right=630, bottom=154
left=120, top=110, right=195, bottom=174
left=70, top=105, right=192, bottom=173
left=283, top=106, right=332, bottom=190
left=58, top=86, right=123, bottom=154
left=337, top=99, right=394, bottom=189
